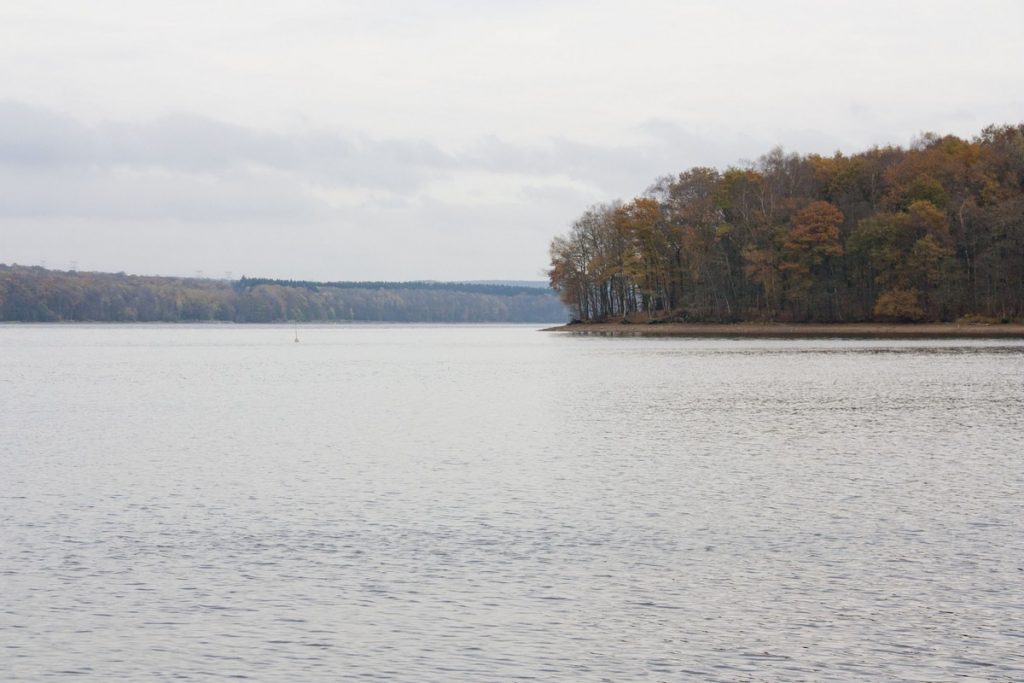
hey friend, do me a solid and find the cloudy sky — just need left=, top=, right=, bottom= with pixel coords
left=2, top=1, right=1022, bottom=281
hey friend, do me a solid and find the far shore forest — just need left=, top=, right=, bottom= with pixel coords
left=548, top=125, right=1024, bottom=323
left=0, top=268, right=566, bottom=323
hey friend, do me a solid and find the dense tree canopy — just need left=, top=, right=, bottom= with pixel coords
left=0, top=267, right=567, bottom=323
left=549, top=125, right=1024, bottom=323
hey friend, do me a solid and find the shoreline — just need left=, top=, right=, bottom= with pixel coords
left=542, top=322, right=1024, bottom=338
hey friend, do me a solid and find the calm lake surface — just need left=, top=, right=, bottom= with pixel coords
left=2, top=325, right=1023, bottom=681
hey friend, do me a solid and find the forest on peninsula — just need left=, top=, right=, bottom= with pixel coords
left=548, top=124, right=1024, bottom=323
left=0, top=267, right=567, bottom=323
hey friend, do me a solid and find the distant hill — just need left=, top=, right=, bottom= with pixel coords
left=461, top=280, right=551, bottom=289
left=235, top=277, right=552, bottom=297
left=0, top=265, right=570, bottom=323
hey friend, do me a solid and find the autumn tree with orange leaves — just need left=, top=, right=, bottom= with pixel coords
left=549, top=124, right=1024, bottom=323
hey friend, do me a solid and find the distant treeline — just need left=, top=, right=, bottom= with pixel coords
left=0, top=266, right=568, bottom=323
left=237, top=277, right=550, bottom=297
left=549, top=124, right=1024, bottom=323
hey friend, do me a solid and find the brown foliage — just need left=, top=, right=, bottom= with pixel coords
left=549, top=123, right=1024, bottom=323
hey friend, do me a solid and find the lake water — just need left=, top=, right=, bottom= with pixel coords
left=2, top=325, right=1023, bottom=681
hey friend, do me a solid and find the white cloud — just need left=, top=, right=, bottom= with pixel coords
left=0, top=1, right=1021, bottom=278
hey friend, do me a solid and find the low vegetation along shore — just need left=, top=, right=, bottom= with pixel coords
left=544, top=320, right=1024, bottom=338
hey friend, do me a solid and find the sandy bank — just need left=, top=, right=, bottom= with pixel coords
left=542, top=322, right=1024, bottom=338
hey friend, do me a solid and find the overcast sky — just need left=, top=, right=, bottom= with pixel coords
left=2, top=1, right=1022, bottom=281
